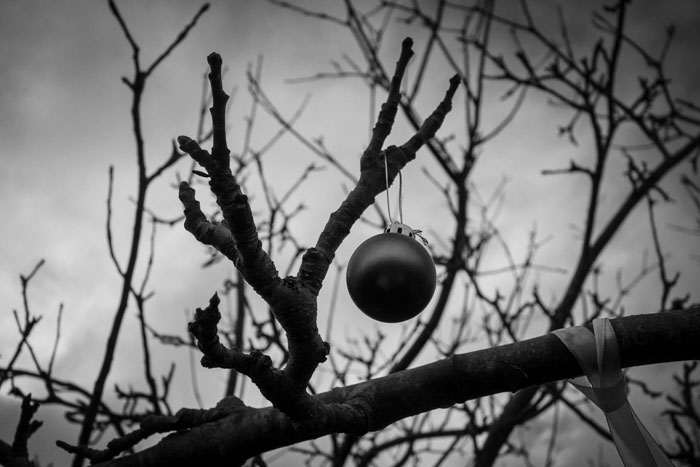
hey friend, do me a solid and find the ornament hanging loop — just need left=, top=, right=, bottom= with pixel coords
left=383, top=150, right=404, bottom=225
left=382, top=150, right=427, bottom=244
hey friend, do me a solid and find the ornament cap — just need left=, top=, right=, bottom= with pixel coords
left=384, top=221, right=415, bottom=238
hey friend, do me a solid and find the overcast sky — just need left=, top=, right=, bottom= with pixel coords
left=1, top=1, right=699, bottom=466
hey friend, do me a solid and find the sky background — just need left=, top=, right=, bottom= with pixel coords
left=1, top=1, right=699, bottom=466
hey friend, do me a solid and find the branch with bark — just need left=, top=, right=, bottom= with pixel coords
left=87, top=306, right=699, bottom=466
left=174, top=40, right=458, bottom=421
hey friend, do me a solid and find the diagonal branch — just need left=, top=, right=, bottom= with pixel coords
left=178, top=132, right=281, bottom=302
left=178, top=182, right=240, bottom=263
left=365, top=37, right=414, bottom=155
left=146, top=4, right=210, bottom=76
left=89, top=306, right=700, bottom=467
left=179, top=41, right=459, bottom=411
left=178, top=54, right=281, bottom=301
left=297, top=58, right=460, bottom=296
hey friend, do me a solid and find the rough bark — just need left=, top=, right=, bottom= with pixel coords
left=90, top=307, right=700, bottom=467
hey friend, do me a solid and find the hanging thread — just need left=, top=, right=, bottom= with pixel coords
left=383, top=151, right=403, bottom=224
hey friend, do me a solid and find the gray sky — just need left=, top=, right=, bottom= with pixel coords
left=1, top=1, right=699, bottom=466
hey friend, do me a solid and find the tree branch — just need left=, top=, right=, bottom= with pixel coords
left=297, top=64, right=459, bottom=296
left=0, top=393, right=42, bottom=467
left=89, top=306, right=700, bottom=467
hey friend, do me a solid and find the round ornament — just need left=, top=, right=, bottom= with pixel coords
left=346, top=222, right=436, bottom=323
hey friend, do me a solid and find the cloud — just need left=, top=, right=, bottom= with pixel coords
left=1, top=1, right=698, bottom=465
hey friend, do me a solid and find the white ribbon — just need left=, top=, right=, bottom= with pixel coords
left=552, top=319, right=674, bottom=467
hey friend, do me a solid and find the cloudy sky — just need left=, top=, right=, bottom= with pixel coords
left=1, top=1, right=699, bottom=466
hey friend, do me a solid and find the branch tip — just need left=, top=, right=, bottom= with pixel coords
left=177, top=135, right=194, bottom=150
left=209, top=292, right=220, bottom=307
left=398, top=37, right=415, bottom=66
left=207, top=52, right=222, bottom=69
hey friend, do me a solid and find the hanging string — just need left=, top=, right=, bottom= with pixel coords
left=398, top=171, right=403, bottom=224
left=383, top=151, right=404, bottom=225
left=382, top=151, right=427, bottom=244
left=383, top=151, right=393, bottom=223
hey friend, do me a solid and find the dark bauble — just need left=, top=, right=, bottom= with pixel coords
left=346, top=231, right=436, bottom=323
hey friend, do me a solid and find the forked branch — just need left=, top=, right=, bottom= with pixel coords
left=177, top=39, right=459, bottom=414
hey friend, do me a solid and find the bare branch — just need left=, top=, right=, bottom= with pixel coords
left=296, top=61, right=458, bottom=297
left=89, top=307, right=700, bottom=467
left=146, top=4, right=210, bottom=75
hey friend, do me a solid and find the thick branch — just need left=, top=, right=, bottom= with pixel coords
left=187, top=294, right=318, bottom=418
left=206, top=53, right=230, bottom=167
left=92, top=307, right=700, bottom=467
left=178, top=182, right=240, bottom=263
left=178, top=136, right=281, bottom=302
